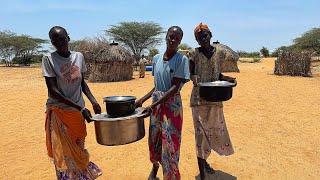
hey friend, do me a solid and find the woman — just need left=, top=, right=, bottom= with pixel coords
left=135, top=26, right=190, bottom=180
left=42, top=26, right=102, bottom=179
left=139, top=55, right=147, bottom=78
left=190, top=23, right=238, bottom=180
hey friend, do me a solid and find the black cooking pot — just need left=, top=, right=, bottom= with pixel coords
left=103, top=96, right=136, bottom=117
left=199, top=80, right=237, bottom=102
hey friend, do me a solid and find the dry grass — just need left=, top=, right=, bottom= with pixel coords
left=0, top=58, right=319, bottom=179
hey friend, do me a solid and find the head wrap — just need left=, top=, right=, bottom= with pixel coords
left=194, top=23, right=211, bottom=39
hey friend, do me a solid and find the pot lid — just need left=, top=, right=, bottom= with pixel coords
left=103, top=96, right=136, bottom=102
left=199, top=80, right=236, bottom=87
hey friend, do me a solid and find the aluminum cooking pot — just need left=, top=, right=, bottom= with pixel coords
left=199, top=80, right=237, bottom=102
left=91, top=108, right=148, bottom=146
left=103, top=96, right=136, bottom=117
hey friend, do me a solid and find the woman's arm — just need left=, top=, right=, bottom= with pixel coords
left=45, top=77, right=94, bottom=122
left=81, top=75, right=101, bottom=114
left=151, top=78, right=182, bottom=107
left=219, top=73, right=236, bottom=82
left=145, top=77, right=185, bottom=113
left=45, top=77, right=82, bottom=110
left=190, top=57, right=199, bottom=87
left=135, top=87, right=155, bottom=107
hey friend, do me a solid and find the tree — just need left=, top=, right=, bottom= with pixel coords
left=0, top=30, right=16, bottom=66
left=293, top=28, right=320, bottom=54
left=0, top=30, right=46, bottom=66
left=178, top=43, right=192, bottom=51
left=260, top=47, right=269, bottom=57
left=106, top=21, right=163, bottom=60
left=148, top=48, right=159, bottom=59
left=237, top=51, right=260, bottom=58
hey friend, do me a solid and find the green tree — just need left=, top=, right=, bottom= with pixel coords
left=293, top=28, right=320, bottom=54
left=0, top=30, right=46, bottom=65
left=260, top=46, right=269, bottom=57
left=0, top=30, right=16, bottom=66
left=178, top=43, right=192, bottom=51
left=148, top=48, right=159, bottom=59
left=237, top=51, right=260, bottom=58
left=106, top=21, right=163, bottom=60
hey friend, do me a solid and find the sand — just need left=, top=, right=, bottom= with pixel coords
left=0, top=58, right=319, bottom=179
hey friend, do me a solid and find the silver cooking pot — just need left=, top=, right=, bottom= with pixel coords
left=91, top=108, right=148, bottom=146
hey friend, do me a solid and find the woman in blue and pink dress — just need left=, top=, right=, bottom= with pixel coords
left=135, top=26, right=190, bottom=180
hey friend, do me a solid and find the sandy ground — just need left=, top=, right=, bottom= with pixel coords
left=0, top=58, right=319, bottom=180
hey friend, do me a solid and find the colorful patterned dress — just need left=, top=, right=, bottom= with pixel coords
left=190, top=45, right=237, bottom=159
left=149, top=53, right=189, bottom=180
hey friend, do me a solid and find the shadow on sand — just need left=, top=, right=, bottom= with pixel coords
left=195, top=170, right=237, bottom=180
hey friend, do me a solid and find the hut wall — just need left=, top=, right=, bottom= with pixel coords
left=221, top=60, right=240, bottom=72
left=274, top=51, right=311, bottom=77
left=88, top=62, right=133, bottom=82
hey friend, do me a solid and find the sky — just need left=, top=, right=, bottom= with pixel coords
left=1, top=0, right=319, bottom=52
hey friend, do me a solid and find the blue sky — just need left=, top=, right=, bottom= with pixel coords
left=1, top=0, right=319, bottom=52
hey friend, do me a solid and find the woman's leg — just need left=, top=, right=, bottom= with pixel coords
left=192, top=106, right=215, bottom=180
left=148, top=109, right=162, bottom=179
left=161, top=107, right=183, bottom=180
left=148, top=162, right=160, bottom=180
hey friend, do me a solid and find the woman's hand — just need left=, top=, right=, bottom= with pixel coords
left=220, top=75, right=236, bottom=83
left=135, top=98, right=144, bottom=108
left=81, top=108, right=93, bottom=123
left=141, top=105, right=153, bottom=118
left=92, top=102, right=101, bottom=114
left=191, top=75, right=199, bottom=87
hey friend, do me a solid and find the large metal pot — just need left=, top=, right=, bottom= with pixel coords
left=92, top=108, right=147, bottom=146
left=103, top=96, right=136, bottom=117
left=199, top=80, right=237, bottom=102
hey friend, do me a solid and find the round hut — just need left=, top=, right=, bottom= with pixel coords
left=213, top=43, right=240, bottom=73
left=88, top=43, right=134, bottom=82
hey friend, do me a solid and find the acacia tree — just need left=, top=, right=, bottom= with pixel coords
left=106, top=21, right=163, bottom=60
left=260, top=46, right=269, bottom=57
left=0, top=31, right=15, bottom=66
left=272, top=27, right=320, bottom=57
left=178, top=43, right=192, bottom=51
left=0, top=30, right=46, bottom=66
left=293, top=28, right=320, bottom=54
left=148, top=48, right=159, bottom=59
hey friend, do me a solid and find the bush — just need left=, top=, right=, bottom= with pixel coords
left=237, top=51, right=260, bottom=58
left=253, top=58, right=261, bottom=63
left=12, top=54, right=43, bottom=65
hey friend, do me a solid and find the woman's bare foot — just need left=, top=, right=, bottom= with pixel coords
left=148, top=163, right=159, bottom=180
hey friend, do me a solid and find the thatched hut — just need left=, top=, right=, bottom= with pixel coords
left=70, top=38, right=108, bottom=79
left=88, top=44, right=134, bottom=82
left=213, top=43, right=240, bottom=73
left=70, top=39, right=134, bottom=82
left=274, top=51, right=312, bottom=77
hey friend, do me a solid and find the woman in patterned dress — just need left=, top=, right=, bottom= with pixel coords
left=190, top=23, right=238, bottom=180
left=135, top=26, right=190, bottom=180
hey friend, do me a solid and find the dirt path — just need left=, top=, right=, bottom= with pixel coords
left=0, top=58, right=319, bottom=179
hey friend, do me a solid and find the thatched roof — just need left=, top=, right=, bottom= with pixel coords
left=70, top=38, right=134, bottom=64
left=92, top=45, right=134, bottom=63
left=212, top=43, right=240, bottom=62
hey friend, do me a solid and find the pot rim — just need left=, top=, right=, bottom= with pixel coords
left=92, top=107, right=147, bottom=121
left=199, top=80, right=237, bottom=88
left=103, top=96, right=136, bottom=103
